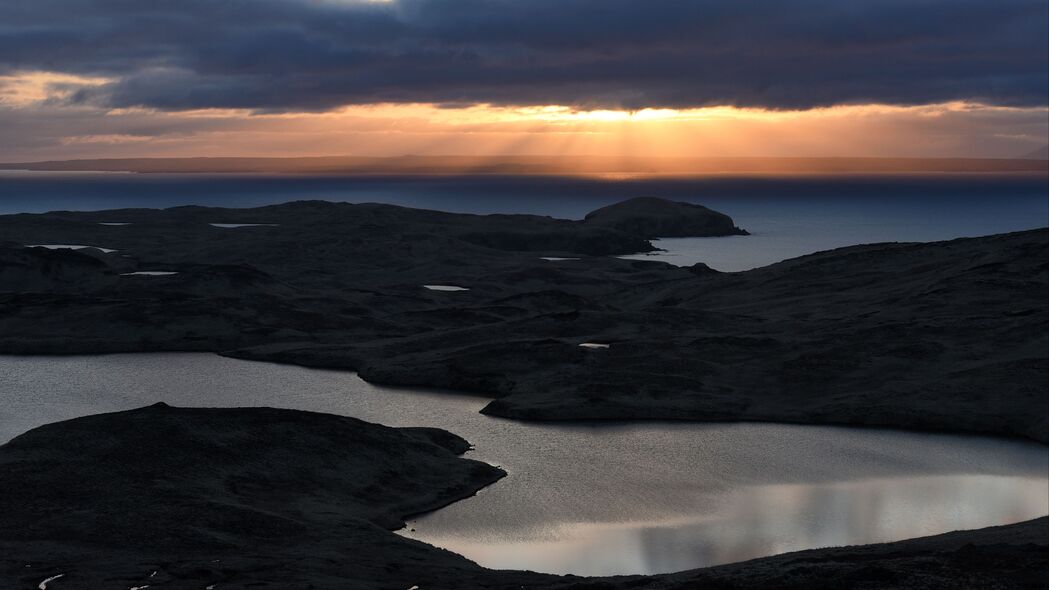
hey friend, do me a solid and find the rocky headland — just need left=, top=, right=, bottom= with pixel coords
left=583, top=196, right=748, bottom=237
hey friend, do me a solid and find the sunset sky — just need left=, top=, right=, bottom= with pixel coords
left=2, top=0, right=1047, bottom=161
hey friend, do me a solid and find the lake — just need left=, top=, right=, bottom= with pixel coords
left=2, top=171, right=1046, bottom=270
left=2, top=353, right=1045, bottom=576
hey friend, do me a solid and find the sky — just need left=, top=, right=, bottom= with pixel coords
left=1, top=0, right=1047, bottom=161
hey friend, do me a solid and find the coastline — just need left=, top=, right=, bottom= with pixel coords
left=0, top=200, right=1045, bottom=443
left=1, top=198, right=1046, bottom=585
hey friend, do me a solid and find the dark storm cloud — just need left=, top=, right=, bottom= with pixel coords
left=2, top=0, right=1047, bottom=111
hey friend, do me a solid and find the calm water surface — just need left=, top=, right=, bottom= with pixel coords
left=2, top=353, right=1045, bottom=576
left=2, top=171, right=1046, bottom=271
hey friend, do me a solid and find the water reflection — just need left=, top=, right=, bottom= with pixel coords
left=208, top=223, right=280, bottom=228
left=409, top=476, right=1047, bottom=575
left=422, top=284, right=470, bottom=291
left=25, top=244, right=118, bottom=253
left=1, top=353, right=1046, bottom=576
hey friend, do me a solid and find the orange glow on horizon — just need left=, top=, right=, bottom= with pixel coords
left=1, top=70, right=1047, bottom=161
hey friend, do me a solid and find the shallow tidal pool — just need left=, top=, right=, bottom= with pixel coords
left=1, top=353, right=1046, bottom=576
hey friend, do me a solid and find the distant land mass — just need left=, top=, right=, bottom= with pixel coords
left=2, top=155, right=1047, bottom=175
left=1022, top=145, right=1049, bottom=159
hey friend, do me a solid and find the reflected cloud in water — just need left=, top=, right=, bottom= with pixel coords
left=2, top=353, right=1045, bottom=577
left=409, top=476, right=1047, bottom=575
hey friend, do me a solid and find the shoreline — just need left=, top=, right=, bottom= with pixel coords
left=0, top=199, right=1045, bottom=443
left=1, top=403, right=1045, bottom=588
left=1, top=339, right=1043, bottom=445
left=1, top=197, right=1046, bottom=586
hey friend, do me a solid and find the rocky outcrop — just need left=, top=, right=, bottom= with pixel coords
left=584, top=196, right=748, bottom=237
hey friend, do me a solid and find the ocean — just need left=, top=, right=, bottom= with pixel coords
left=2, top=171, right=1046, bottom=270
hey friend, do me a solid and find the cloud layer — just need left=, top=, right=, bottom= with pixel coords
left=2, top=0, right=1047, bottom=112
left=2, top=100, right=1046, bottom=161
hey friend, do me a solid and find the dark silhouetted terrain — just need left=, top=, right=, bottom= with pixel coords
left=0, top=199, right=1045, bottom=442
left=1, top=199, right=1046, bottom=588
left=1, top=405, right=1045, bottom=589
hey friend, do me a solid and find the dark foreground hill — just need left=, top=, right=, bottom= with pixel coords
left=1, top=405, right=1045, bottom=590
left=0, top=199, right=1045, bottom=442
left=0, top=404, right=525, bottom=589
